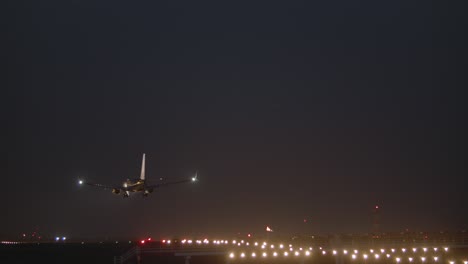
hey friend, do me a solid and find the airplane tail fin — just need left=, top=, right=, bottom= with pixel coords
left=140, top=153, right=146, bottom=180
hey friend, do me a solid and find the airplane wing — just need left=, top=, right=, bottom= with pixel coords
left=147, top=172, right=198, bottom=189
left=147, top=178, right=192, bottom=189
left=78, top=179, right=119, bottom=191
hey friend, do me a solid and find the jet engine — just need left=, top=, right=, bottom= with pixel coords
left=112, top=188, right=121, bottom=194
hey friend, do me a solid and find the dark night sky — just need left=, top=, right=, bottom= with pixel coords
left=3, top=1, right=467, bottom=239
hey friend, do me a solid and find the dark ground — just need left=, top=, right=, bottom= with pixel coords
left=1, top=243, right=467, bottom=264
left=0, top=243, right=130, bottom=264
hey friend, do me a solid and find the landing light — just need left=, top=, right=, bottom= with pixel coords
left=192, top=177, right=196, bottom=182
left=79, top=180, right=83, bottom=185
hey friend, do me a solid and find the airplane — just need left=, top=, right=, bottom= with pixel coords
left=78, top=153, right=197, bottom=197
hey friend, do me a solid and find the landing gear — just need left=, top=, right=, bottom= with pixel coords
left=143, top=190, right=149, bottom=197
left=123, top=191, right=130, bottom=198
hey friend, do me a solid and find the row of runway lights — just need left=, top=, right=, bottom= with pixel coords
left=164, top=239, right=451, bottom=255
left=1, top=241, right=22, bottom=245
left=228, top=250, right=467, bottom=264
left=158, top=239, right=467, bottom=263
left=163, top=239, right=450, bottom=253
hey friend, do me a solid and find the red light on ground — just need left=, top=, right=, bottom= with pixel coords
left=162, top=240, right=166, bottom=243
left=147, top=238, right=151, bottom=241
left=375, top=205, right=379, bottom=209
left=247, top=234, right=251, bottom=238
left=140, top=240, right=145, bottom=244
left=304, top=219, right=307, bottom=223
